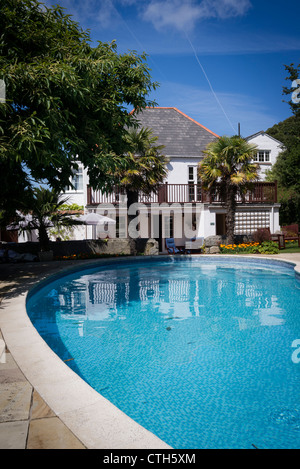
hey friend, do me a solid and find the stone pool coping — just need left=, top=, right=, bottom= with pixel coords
left=0, top=253, right=300, bottom=449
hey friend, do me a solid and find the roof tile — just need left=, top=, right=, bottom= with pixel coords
left=133, top=107, right=219, bottom=158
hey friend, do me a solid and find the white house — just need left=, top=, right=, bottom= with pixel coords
left=246, top=131, right=286, bottom=181
left=63, top=108, right=282, bottom=252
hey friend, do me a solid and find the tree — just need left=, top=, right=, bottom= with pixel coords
left=198, top=136, right=259, bottom=244
left=265, top=114, right=300, bottom=225
left=121, top=127, right=168, bottom=207
left=282, top=63, right=300, bottom=116
left=265, top=62, right=300, bottom=226
left=111, top=126, right=167, bottom=242
left=0, top=0, right=158, bottom=224
left=15, top=187, right=83, bottom=251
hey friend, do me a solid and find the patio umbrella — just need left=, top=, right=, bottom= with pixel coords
left=79, top=212, right=116, bottom=225
left=79, top=212, right=116, bottom=239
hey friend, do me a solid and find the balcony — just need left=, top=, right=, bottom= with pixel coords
left=87, top=182, right=277, bottom=206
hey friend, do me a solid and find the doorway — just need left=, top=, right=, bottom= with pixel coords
left=216, top=214, right=226, bottom=236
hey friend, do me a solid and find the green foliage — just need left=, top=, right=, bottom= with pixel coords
left=283, top=240, right=300, bottom=253
left=266, top=113, right=300, bottom=226
left=266, top=115, right=300, bottom=191
left=14, top=187, right=84, bottom=250
left=266, top=63, right=300, bottom=226
left=220, top=241, right=279, bottom=255
left=120, top=127, right=168, bottom=196
left=58, top=203, right=84, bottom=212
left=282, top=63, right=300, bottom=116
left=0, top=0, right=158, bottom=219
left=252, top=241, right=280, bottom=255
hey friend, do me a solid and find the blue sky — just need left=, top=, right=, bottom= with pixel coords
left=44, top=0, right=300, bottom=137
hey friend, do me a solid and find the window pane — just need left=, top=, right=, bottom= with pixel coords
left=74, top=173, right=83, bottom=191
left=65, top=166, right=83, bottom=191
left=259, top=152, right=264, bottom=162
left=188, top=167, right=194, bottom=181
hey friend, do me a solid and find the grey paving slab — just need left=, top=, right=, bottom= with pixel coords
left=27, top=417, right=86, bottom=449
left=0, top=420, right=29, bottom=449
left=0, top=381, right=32, bottom=423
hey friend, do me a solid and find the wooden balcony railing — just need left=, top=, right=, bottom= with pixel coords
left=87, top=182, right=277, bottom=206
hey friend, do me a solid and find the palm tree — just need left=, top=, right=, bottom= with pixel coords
left=121, top=127, right=168, bottom=207
left=115, top=127, right=168, bottom=243
left=198, top=135, right=259, bottom=244
left=16, top=187, right=83, bottom=252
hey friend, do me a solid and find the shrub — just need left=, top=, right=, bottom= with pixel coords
left=254, top=241, right=279, bottom=254
left=252, top=228, right=271, bottom=244
left=283, top=230, right=298, bottom=237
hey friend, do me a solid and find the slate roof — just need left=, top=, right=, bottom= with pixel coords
left=132, top=107, right=219, bottom=158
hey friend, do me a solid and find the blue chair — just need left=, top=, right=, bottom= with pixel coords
left=166, top=238, right=184, bottom=254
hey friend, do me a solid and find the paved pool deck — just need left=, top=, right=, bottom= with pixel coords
left=0, top=253, right=299, bottom=449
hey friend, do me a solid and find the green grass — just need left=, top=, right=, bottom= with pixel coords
left=280, top=241, right=300, bottom=253
left=280, top=246, right=300, bottom=253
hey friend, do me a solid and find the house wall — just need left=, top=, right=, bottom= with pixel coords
left=63, top=164, right=88, bottom=208
left=166, top=158, right=200, bottom=184
left=247, top=133, right=284, bottom=181
left=15, top=128, right=283, bottom=247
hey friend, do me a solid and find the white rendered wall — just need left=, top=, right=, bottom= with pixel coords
left=63, top=164, right=88, bottom=207
left=247, top=133, right=284, bottom=181
left=166, top=158, right=201, bottom=184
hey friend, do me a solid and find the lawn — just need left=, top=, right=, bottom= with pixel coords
left=280, top=241, right=300, bottom=253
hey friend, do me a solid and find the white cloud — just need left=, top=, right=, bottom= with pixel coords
left=142, top=1, right=203, bottom=32
left=142, top=0, right=252, bottom=32
left=41, top=0, right=252, bottom=34
left=42, top=0, right=122, bottom=29
left=200, top=0, right=252, bottom=19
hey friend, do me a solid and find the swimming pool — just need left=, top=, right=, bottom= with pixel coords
left=26, top=257, right=300, bottom=449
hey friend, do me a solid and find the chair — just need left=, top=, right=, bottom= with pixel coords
left=166, top=238, right=184, bottom=254
left=282, top=224, right=300, bottom=247
left=264, top=228, right=285, bottom=250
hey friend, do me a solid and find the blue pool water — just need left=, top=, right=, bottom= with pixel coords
left=26, top=257, right=300, bottom=449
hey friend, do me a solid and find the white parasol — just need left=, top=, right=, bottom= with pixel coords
left=79, top=212, right=116, bottom=239
left=79, top=212, right=116, bottom=225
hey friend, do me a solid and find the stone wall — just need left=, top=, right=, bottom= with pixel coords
left=0, top=238, right=159, bottom=260
left=204, top=234, right=254, bottom=253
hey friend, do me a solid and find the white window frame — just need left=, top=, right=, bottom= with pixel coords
left=254, top=150, right=271, bottom=163
left=188, top=166, right=195, bottom=182
left=66, top=165, right=84, bottom=192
